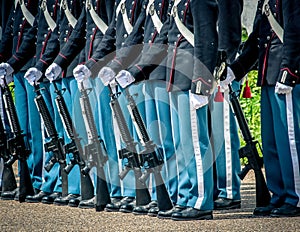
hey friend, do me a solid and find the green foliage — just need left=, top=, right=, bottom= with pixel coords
left=8, top=82, right=15, bottom=102
left=241, top=27, right=249, bottom=42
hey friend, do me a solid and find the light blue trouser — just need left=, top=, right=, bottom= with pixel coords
left=261, top=85, right=300, bottom=207
left=211, top=81, right=241, bottom=201
left=14, top=71, right=43, bottom=190
left=59, top=77, right=82, bottom=195
left=144, top=80, right=178, bottom=203
left=170, top=91, right=214, bottom=210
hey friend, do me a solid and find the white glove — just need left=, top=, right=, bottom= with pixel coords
left=115, top=70, right=135, bottom=88
left=24, top=67, right=43, bottom=86
left=0, top=63, right=14, bottom=77
left=220, top=67, right=235, bottom=91
left=45, top=63, right=62, bottom=82
left=190, top=92, right=209, bottom=109
left=73, top=64, right=91, bottom=83
left=275, top=82, right=293, bottom=94
left=0, top=74, right=13, bottom=87
left=98, top=66, right=115, bottom=86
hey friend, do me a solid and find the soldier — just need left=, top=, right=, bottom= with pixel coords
left=45, top=0, right=120, bottom=209
left=212, top=0, right=243, bottom=210
left=0, top=0, right=39, bottom=200
left=23, top=0, right=84, bottom=206
left=220, top=0, right=300, bottom=217
left=107, top=0, right=219, bottom=220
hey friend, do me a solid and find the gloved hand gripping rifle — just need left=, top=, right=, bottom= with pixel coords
left=216, top=50, right=271, bottom=207
left=33, top=84, right=68, bottom=197
left=78, top=81, right=110, bottom=211
left=1, top=79, right=34, bottom=202
left=52, top=81, right=94, bottom=201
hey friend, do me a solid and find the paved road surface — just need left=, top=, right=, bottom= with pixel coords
left=0, top=170, right=299, bottom=231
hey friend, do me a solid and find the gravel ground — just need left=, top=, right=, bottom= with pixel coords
left=0, top=170, right=299, bottom=232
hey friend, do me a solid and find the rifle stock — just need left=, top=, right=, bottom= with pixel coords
left=0, top=113, right=17, bottom=192
left=1, top=81, right=34, bottom=202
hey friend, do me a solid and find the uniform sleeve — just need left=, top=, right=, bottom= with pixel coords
left=126, top=16, right=170, bottom=83
left=278, top=0, right=300, bottom=86
left=85, top=9, right=118, bottom=71
left=53, top=8, right=87, bottom=70
left=106, top=0, right=147, bottom=74
left=35, top=10, right=60, bottom=73
left=0, top=6, right=14, bottom=63
left=6, top=16, right=38, bottom=72
left=217, top=0, right=243, bottom=63
left=229, top=1, right=262, bottom=81
left=190, top=0, right=218, bottom=96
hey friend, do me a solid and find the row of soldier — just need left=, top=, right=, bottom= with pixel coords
left=0, top=0, right=299, bottom=220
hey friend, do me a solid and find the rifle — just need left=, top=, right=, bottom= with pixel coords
left=52, top=81, right=94, bottom=201
left=33, top=84, right=68, bottom=197
left=216, top=50, right=271, bottom=207
left=124, top=88, right=173, bottom=211
left=78, top=81, right=110, bottom=211
left=0, top=112, right=17, bottom=193
left=1, top=80, right=34, bottom=202
left=108, top=83, right=151, bottom=207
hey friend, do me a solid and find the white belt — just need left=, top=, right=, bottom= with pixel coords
left=262, top=0, right=283, bottom=43
left=86, top=0, right=108, bottom=34
left=116, top=0, right=133, bottom=35
left=19, top=0, right=35, bottom=27
left=41, top=0, right=57, bottom=31
left=146, top=0, right=163, bottom=33
left=61, top=0, right=77, bottom=28
left=171, top=0, right=194, bottom=47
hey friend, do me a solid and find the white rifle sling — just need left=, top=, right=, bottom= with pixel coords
left=171, top=0, right=194, bottom=47
left=19, top=0, right=35, bottom=27
left=116, top=0, right=133, bottom=35
left=61, top=0, right=77, bottom=28
left=41, top=0, right=57, bottom=31
left=86, top=0, right=108, bottom=34
left=262, top=0, right=283, bottom=43
left=146, top=0, right=163, bottom=33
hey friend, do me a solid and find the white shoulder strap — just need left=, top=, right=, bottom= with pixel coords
left=86, top=0, right=108, bottom=34
left=171, top=0, right=194, bottom=47
left=41, top=0, right=57, bottom=31
left=60, top=0, right=77, bottom=28
left=19, top=0, right=35, bottom=27
left=15, top=0, right=18, bottom=9
left=262, top=0, right=283, bottom=43
left=146, top=0, right=163, bottom=33
left=116, top=0, right=133, bottom=34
